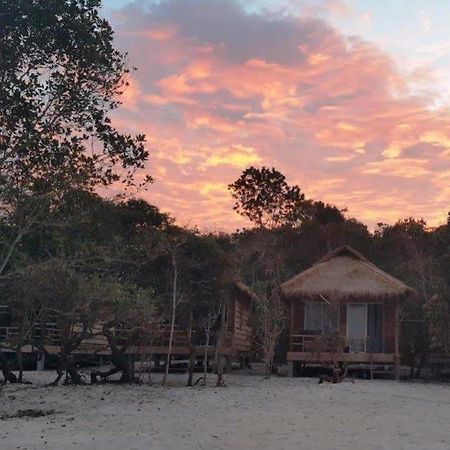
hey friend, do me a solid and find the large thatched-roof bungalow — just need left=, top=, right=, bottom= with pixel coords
left=280, top=246, right=415, bottom=379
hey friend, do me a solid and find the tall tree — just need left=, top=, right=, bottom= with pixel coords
left=228, top=166, right=307, bottom=229
left=0, top=0, right=150, bottom=276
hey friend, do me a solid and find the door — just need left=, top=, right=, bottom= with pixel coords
left=347, top=304, right=367, bottom=352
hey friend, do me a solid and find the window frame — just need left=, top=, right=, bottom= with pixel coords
left=304, top=301, right=339, bottom=333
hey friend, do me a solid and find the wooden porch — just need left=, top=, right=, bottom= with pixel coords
left=287, top=333, right=396, bottom=364
left=0, top=325, right=236, bottom=358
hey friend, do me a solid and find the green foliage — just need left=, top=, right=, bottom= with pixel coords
left=228, top=166, right=307, bottom=229
left=0, top=0, right=149, bottom=198
left=424, top=294, right=450, bottom=357
left=305, top=201, right=346, bottom=226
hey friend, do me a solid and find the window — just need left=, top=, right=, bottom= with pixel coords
left=304, top=301, right=338, bottom=333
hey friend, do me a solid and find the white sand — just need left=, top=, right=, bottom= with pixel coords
left=1, top=369, right=450, bottom=450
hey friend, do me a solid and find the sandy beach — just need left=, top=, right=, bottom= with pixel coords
left=1, top=370, right=449, bottom=450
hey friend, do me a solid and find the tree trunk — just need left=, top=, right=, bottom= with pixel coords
left=0, top=349, right=17, bottom=384
left=214, top=305, right=226, bottom=387
left=216, top=354, right=225, bottom=387
left=91, top=326, right=138, bottom=384
left=203, top=320, right=210, bottom=386
left=264, top=339, right=275, bottom=379
left=0, top=229, right=26, bottom=277
left=186, top=312, right=194, bottom=387
left=16, top=346, right=24, bottom=383
left=264, top=358, right=271, bottom=379
left=186, top=350, right=195, bottom=387
left=162, top=253, right=178, bottom=387
left=50, top=353, right=82, bottom=386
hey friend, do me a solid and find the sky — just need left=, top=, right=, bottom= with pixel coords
left=101, top=0, right=450, bottom=231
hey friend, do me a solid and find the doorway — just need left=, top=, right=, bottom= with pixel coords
left=346, top=303, right=384, bottom=353
left=347, top=304, right=367, bottom=352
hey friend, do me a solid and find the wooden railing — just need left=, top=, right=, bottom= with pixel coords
left=0, top=325, right=63, bottom=346
left=291, top=333, right=321, bottom=352
left=1, top=324, right=236, bottom=355
left=144, top=328, right=193, bottom=347
left=291, top=334, right=382, bottom=353
left=0, top=326, right=20, bottom=343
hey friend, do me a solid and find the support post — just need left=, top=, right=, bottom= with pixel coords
left=225, top=355, right=232, bottom=373
left=288, top=361, right=294, bottom=378
left=394, top=299, right=400, bottom=381
left=36, top=351, right=45, bottom=371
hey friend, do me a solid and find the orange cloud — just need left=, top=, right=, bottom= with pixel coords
left=110, top=0, right=450, bottom=231
left=202, top=145, right=262, bottom=169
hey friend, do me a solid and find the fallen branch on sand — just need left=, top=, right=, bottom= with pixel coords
left=0, top=409, right=56, bottom=420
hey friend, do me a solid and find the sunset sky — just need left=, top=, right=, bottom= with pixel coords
left=102, top=0, right=450, bottom=231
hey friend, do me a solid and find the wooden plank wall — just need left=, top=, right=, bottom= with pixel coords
left=291, top=300, right=304, bottom=334
left=384, top=301, right=396, bottom=353
left=231, top=297, right=252, bottom=354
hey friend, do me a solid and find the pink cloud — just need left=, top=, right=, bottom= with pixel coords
left=108, top=0, right=450, bottom=231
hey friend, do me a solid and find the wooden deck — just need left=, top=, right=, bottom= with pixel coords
left=288, top=333, right=396, bottom=364
left=287, top=351, right=396, bottom=364
left=0, top=326, right=236, bottom=358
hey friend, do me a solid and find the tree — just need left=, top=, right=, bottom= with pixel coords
left=0, top=0, right=150, bottom=277
left=252, top=284, right=285, bottom=379
left=228, top=166, right=307, bottom=229
left=180, top=234, right=232, bottom=387
left=0, top=268, right=44, bottom=382
left=161, top=237, right=183, bottom=387
left=232, top=227, right=287, bottom=378
left=424, top=293, right=450, bottom=359
left=306, top=201, right=346, bottom=226
left=373, top=219, right=439, bottom=377
left=423, top=216, right=450, bottom=366
left=90, top=282, right=157, bottom=384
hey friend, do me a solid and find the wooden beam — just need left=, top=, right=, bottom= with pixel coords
left=290, top=298, right=294, bottom=351
left=287, top=351, right=396, bottom=363
left=394, top=299, right=401, bottom=380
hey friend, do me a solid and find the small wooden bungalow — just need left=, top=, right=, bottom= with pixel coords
left=0, top=282, right=255, bottom=370
left=280, top=246, right=415, bottom=378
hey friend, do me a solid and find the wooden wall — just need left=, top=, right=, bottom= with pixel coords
left=228, top=296, right=253, bottom=355
left=290, top=300, right=304, bottom=334
left=384, top=301, right=396, bottom=353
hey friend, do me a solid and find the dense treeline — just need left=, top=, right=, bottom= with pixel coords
left=1, top=0, right=449, bottom=385
left=1, top=184, right=449, bottom=382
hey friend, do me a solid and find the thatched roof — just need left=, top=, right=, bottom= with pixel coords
left=280, top=246, right=415, bottom=302
left=234, top=281, right=259, bottom=303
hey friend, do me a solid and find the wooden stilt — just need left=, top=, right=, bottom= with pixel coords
left=225, top=355, right=232, bottom=373
left=288, top=361, right=294, bottom=378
